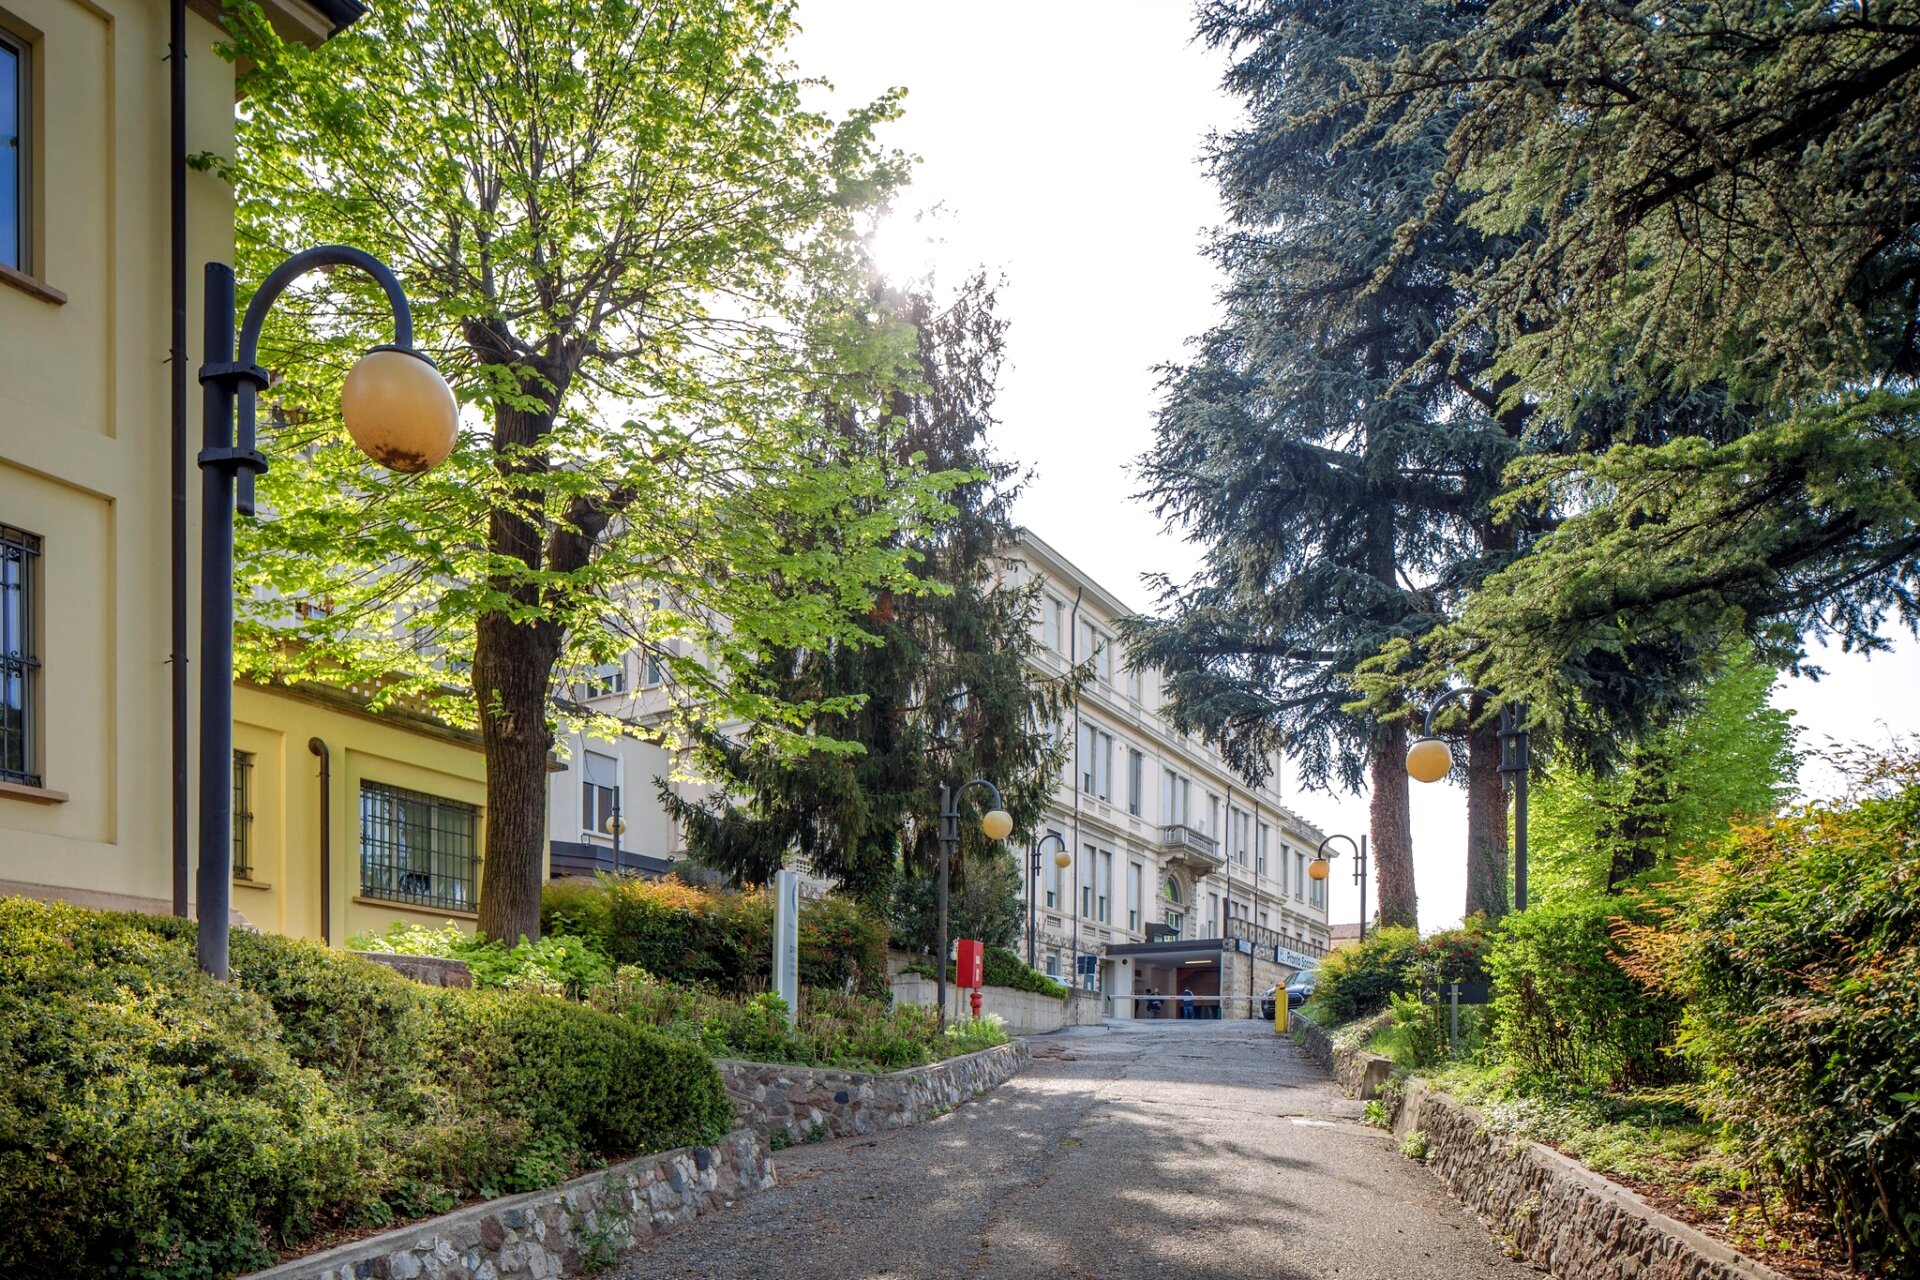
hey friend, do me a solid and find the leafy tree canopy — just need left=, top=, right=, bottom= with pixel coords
left=223, top=0, right=953, bottom=941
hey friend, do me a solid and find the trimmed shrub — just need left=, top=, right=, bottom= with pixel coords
left=1487, top=896, right=1680, bottom=1091
left=542, top=876, right=889, bottom=995
left=596, top=968, right=1002, bottom=1071
left=350, top=922, right=615, bottom=997
left=1306, top=926, right=1420, bottom=1021
left=0, top=899, right=731, bottom=1280
left=1622, top=756, right=1920, bottom=1271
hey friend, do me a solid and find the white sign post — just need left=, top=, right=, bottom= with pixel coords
left=772, top=868, right=800, bottom=1026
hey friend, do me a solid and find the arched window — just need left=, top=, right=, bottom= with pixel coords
left=1163, top=875, right=1181, bottom=904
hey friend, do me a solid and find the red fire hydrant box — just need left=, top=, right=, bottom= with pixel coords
left=956, top=939, right=984, bottom=989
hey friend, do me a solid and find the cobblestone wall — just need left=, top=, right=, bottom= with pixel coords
left=1292, top=1019, right=1788, bottom=1280
left=719, top=1040, right=1029, bottom=1144
left=239, top=1130, right=774, bottom=1280
left=349, top=952, right=473, bottom=988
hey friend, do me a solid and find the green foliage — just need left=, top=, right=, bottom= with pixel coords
left=1354, top=3, right=1920, bottom=723
left=595, top=969, right=1004, bottom=1072
left=0, top=899, right=729, bottom=1280
left=541, top=877, right=891, bottom=996
left=1528, top=648, right=1798, bottom=899
left=223, top=0, right=949, bottom=944
left=666, top=275, right=1079, bottom=928
left=889, top=851, right=1028, bottom=956
left=350, top=923, right=615, bottom=998
left=1487, top=897, right=1680, bottom=1092
left=1622, top=749, right=1920, bottom=1269
left=1306, top=927, right=1420, bottom=1022
left=1386, top=993, right=1449, bottom=1071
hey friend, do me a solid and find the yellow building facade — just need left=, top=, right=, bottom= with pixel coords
left=233, top=682, right=490, bottom=944
left=0, top=0, right=506, bottom=942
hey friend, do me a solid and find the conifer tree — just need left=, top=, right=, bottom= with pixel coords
left=1126, top=1, right=1514, bottom=927
left=662, top=275, right=1079, bottom=945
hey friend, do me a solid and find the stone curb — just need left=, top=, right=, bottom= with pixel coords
left=238, top=1129, right=774, bottom=1280
left=1292, top=1018, right=1790, bottom=1280
left=718, top=1038, right=1031, bottom=1144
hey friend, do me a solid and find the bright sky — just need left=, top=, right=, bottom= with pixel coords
left=791, top=0, right=1920, bottom=933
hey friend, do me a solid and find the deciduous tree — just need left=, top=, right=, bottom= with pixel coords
left=227, top=0, right=943, bottom=942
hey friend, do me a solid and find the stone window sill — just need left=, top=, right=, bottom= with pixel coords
left=351, top=894, right=479, bottom=921
left=234, top=878, right=271, bottom=890
left=0, top=262, right=68, bottom=306
left=0, top=779, right=69, bottom=804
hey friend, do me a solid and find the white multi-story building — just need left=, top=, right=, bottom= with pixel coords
left=541, top=532, right=1332, bottom=1015
left=1010, top=533, right=1330, bottom=1018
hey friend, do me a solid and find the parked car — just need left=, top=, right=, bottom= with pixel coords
left=1285, top=968, right=1318, bottom=1008
left=1261, top=984, right=1279, bottom=1021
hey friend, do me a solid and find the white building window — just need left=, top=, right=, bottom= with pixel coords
left=1256, top=822, right=1270, bottom=877
left=1127, top=861, right=1142, bottom=931
left=1206, top=891, right=1219, bottom=936
left=1295, top=849, right=1307, bottom=900
left=1162, top=769, right=1189, bottom=827
left=1045, top=833, right=1063, bottom=909
left=581, top=749, right=620, bottom=839
left=1043, top=594, right=1064, bottom=653
left=1080, top=844, right=1096, bottom=918
left=1127, top=748, right=1143, bottom=816
left=1097, top=849, right=1113, bottom=924
left=1126, top=662, right=1142, bottom=702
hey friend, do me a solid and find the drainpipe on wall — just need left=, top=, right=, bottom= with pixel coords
left=1067, top=584, right=1084, bottom=989
left=308, top=738, right=331, bottom=944
left=168, top=0, right=191, bottom=918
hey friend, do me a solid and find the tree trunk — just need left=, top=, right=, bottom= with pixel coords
left=1369, top=722, right=1417, bottom=928
left=1464, top=704, right=1509, bottom=920
left=473, top=392, right=567, bottom=944
left=474, top=606, right=561, bottom=943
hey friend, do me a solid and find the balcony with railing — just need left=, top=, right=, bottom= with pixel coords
left=1159, top=823, right=1223, bottom=874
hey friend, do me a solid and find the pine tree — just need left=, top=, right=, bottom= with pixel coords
left=1125, top=0, right=1515, bottom=928
left=663, top=275, right=1080, bottom=945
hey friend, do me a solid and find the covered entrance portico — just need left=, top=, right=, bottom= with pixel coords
left=1107, top=939, right=1227, bottom=1019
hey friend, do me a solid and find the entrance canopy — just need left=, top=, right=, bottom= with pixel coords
left=1108, top=939, right=1226, bottom=1019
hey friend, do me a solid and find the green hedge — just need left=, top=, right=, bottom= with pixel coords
left=0, top=898, right=731, bottom=1280
left=1305, top=926, right=1419, bottom=1021
left=1626, top=767, right=1920, bottom=1270
left=1486, top=897, right=1681, bottom=1091
left=542, top=876, right=889, bottom=996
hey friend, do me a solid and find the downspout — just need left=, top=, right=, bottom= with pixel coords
left=168, top=0, right=190, bottom=916
left=308, top=738, right=331, bottom=944
left=1067, top=583, right=1084, bottom=984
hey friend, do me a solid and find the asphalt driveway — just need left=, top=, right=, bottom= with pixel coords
left=615, top=1018, right=1533, bottom=1279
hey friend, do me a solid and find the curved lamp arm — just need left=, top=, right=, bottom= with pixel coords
left=1420, top=686, right=1476, bottom=737
left=1316, top=834, right=1361, bottom=862
left=952, top=777, right=1007, bottom=813
left=230, top=246, right=432, bottom=510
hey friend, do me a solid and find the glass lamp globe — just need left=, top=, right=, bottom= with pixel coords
left=1053, top=848, right=1072, bottom=870
left=980, top=808, right=1014, bottom=841
left=1406, top=735, right=1454, bottom=784
left=1307, top=858, right=1330, bottom=882
left=604, top=815, right=628, bottom=837
left=341, top=346, right=459, bottom=473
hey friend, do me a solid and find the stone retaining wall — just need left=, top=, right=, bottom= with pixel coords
left=350, top=951, right=473, bottom=988
left=719, top=1040, right=1029, bottom=1144
left=1291, top=1014, right=1394, bottom=1100
left=240, top=1130, right=774, bottom=1280
left=1391, top=1083, right=1788, bottom=1280
left=1291, top=1020, right=1788, bottom=1280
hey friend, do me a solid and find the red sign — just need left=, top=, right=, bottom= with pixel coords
left=956, top=939, right=984, bottom=989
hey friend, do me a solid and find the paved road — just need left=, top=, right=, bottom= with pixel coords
left=618, top=1019, right=1534, bottom=1280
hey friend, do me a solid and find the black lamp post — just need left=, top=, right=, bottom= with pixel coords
left=936, top=778, right=1013, bottom=1029
left=1307, top=833, right=1367, bottom=944
left=197, top=246, right=457, bottom=979
left=1406, top=689, right=1532, bottom=911
left=1028, top=831, right=1067, bottom=968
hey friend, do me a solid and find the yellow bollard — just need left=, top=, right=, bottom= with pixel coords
left=1274, top=992, right=1288, bottom=1035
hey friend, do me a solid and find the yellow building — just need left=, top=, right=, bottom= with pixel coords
left=233, top=681, right=490, bottom=943
left=0, top=0, right=502, bottom=943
